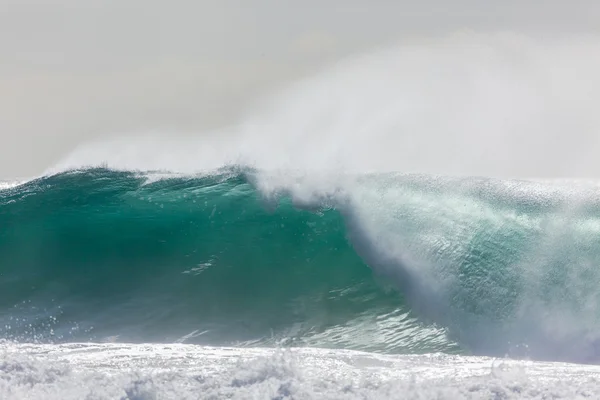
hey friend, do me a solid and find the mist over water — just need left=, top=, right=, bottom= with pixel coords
left=50, top=32, right=600, bottom=179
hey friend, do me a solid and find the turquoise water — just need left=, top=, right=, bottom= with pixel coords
left=3, top=168, right=600, bottom=363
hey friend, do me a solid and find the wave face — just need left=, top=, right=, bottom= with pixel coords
left=3, top=168, right=600, bottom=363
left=0, top=169, right=453, bottom=354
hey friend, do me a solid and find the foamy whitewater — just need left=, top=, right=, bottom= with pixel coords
left=4, top=33, right=600, bottom=399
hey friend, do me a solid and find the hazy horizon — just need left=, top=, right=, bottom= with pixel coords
left=3, top=1, right=600, bottom=179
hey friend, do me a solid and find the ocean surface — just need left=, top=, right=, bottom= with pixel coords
left=3, top=168, right=600, bottom=398
left=5, top=33, right=600, bottom=399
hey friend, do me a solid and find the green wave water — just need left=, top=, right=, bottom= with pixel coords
left=0, top=169, right=452, bottom=354
left=3, top=168, right=600, bottom=363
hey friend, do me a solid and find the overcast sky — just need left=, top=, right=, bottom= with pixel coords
left=2, top=1, right=600, bottom=178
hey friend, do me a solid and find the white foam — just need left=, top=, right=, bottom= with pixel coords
left=1, top=342, right=599, bottom=400
left=0, top=181, right=23, bottom=190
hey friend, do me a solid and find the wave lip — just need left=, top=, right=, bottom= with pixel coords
left=0, top=181, right=23, bottom=191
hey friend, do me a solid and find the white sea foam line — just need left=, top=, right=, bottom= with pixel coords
left=2, top=343, right=600, bottom=400
left=3, top=342, right=600, bottom=378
